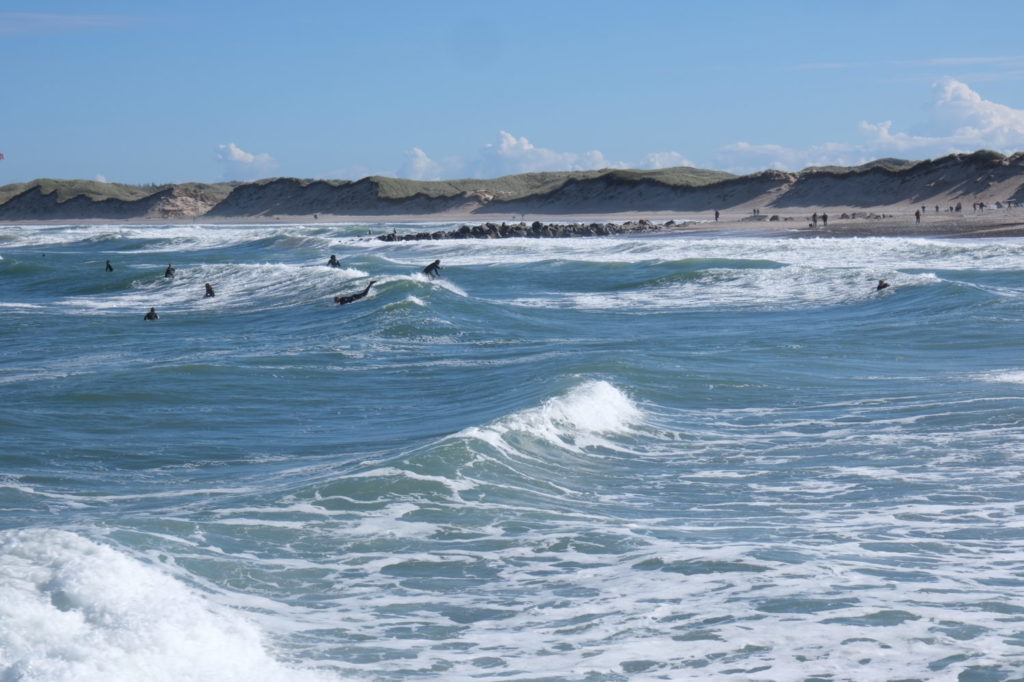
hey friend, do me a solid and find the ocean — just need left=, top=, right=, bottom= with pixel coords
left=2, top=221, right=1023, bottom=681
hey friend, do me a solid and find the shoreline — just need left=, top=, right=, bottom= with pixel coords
left=3, top=206, right=1024, bottom=239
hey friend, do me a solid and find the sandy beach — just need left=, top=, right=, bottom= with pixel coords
left=8, top=205, right=1024, bottom=239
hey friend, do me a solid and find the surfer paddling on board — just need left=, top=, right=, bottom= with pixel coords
left=334, top=281, right=376, bottom=306
left=876, top=280, right=890, bottom=291
left=423, top=259, right=442, bottom=279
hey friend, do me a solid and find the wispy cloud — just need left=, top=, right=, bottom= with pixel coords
left=0, top=12, right=138, bottom=34
left=715, top=78, right=1024, bottom=173
left=394, top=131, right=691, bottom=181
left=216, top=143, right=276, bottom=181
left=397, top=148, right=442, bottom=181
left=385, top=80, right=1024, bottom=180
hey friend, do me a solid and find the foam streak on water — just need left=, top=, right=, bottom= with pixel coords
left=2, top=222, right=1024, bottom=680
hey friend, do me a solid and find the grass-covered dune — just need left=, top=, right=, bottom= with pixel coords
left=1, top=152, right=1022, bottom=220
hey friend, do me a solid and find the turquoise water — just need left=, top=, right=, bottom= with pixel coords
left=2, top=222, right=1024, bottom=681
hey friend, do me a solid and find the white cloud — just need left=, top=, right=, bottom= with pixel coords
left=716, top=79, right=1024, bottom=173
left=397, top=147, right=442, bottom=181
left=395, top=132, right=692, bottom=181
left=640, top=151, right=695, bottom=169
left=467, top=131, right=616, bottom=177
left=94, top=174, right=107, bottom=183
left=215, top=143, right=276, bottom=180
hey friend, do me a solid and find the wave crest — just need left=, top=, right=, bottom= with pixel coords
left=0, top=529, right=333, bottom=682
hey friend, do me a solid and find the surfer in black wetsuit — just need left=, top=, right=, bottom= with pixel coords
left=876, top=280, right=889, bottom=291
left=327, top=255, right=341, bottom=268
left=164, top=264, right=176, bottom=278
left=423, top=259, right=442, bottom=279
left=144, top=307, right=159, bottom=320
left=334, top=280, right=376, bottom=305
left=105, top=260, right=114, bottom=272
left=204, top=283, right=215, bottom=298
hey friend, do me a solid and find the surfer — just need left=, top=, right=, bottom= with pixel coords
left=164, top=264, right=176, bottom=278
left=143, top=307, right=159, bottom=320
left=876, top=280, right=889, bottom=291
left=423, top=259, right=442, bottom=279
left=204, top=283, right=215, bottom=298
left=327, top=254, right=341, bottom=268
left=105, top=259, right=114, bottom=272
left=334, top=280, right=376, bottom=306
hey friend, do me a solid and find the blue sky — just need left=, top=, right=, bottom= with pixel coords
left=2, top=0, right=1024, bottom=184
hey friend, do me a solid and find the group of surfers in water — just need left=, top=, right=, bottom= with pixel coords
left=329, top=258, right=441, bottom=305
left=137, top=256, right=443, bottom=319
left=132, top=255, right=888, bottom=319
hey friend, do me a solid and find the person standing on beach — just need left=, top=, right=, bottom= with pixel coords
left=812, top=213, right=818, bottom=227
left=423, top=260, right=442, bottom=279
left=144, top=307, right=159, bottom=320
left=915, top=209, right=921, bottom=224
left=821, top=213, right=828, bottom=227
left=714, top=210, right=719, bottom=222
left=105, top=260, right=114, bottom=272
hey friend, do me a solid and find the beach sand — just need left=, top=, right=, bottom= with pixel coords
left=5, top=205, right=1024, bottom=238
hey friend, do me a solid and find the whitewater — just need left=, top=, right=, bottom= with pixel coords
left=2, top=221, right=1023, bottom=681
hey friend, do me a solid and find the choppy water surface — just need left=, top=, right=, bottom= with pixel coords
left=2, top=221, right=1024, bottom=681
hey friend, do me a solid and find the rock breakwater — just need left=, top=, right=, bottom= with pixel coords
left=376, top=219, right=688, bottom=241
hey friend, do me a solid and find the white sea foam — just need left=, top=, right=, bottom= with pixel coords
left=512, top=266, right=940, bottom=311
left=976, top=369, right=1024, bottom=384
left=379, top=272, right=469, bottom=297
left=0, top=223, right=362, bottom=253
left=458, top=380, right=644, bottom=455
left=360, top=232, right=1024, bottom=269
left=0, top=529, right=337, bottom=682
left=55, top=262, right=370, bottom=314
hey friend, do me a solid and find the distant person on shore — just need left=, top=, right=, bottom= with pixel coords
left=164, top=264, right=176, bottom=278
left=144, top=307, right=159, bottom=320
left=423, top=259, right=442, bottom=279
left=876, top=280, right=889, bottom=291
left=812, top=213, right=818, bottom=227
left=105, top=259, right=114, bottom=272
left=915, top=209, right=921, bottom=224
left=714, top=210, right=719, bottom=222
left=821, top=213, right=828, bottom=227
left=334, top=281, right=376, bottom=306
left=204, top=283, right=215, bottom=298
left=327, top=255, right=341, bottom=268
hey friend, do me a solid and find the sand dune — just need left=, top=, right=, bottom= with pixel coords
left=2, top=151, right=1023, bottom=235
